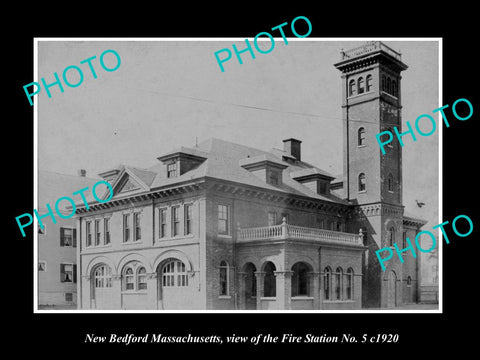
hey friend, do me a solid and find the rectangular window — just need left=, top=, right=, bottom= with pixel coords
left=134, top=213, right=141, bottom=241
left=184, top=204, right=193, bottom=235
left=123, top=214, right=130, bottom=242
left=86, top=221, right=92, bottom=247
left=38, top=224, right=46, bottom=235
left=104, top=218, right=110, bottom=245
left=218, top=204, right=229, bottom=235
left=65, top=293, right=73, bottom=302
left=38, top=261, right=46, bottom=272
left=95, top=219, right=101, bottom=246
left=60, top=227, right=73, bottom=247
left=268, top=212, right=277, bottom=226
left=172, top=207, right=180, bottom=237
left=167, top=162, right=177, bottom=178
left=159, top=208, right=167, bottom=238
left=403, top=231, right=407, bottom=248
left=60, top=263, right=76, bottom=283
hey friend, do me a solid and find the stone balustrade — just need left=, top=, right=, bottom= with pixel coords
left=340, top=41, right=402, bottom=61
left=237, top=219, right=363, bottom=246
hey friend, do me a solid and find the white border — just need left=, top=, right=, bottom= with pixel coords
left=33, top=37, right=442, bottom=314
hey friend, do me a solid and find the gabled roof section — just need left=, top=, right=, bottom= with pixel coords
left=38, top=170, right=99, bottom=210
left=85, top=138, right=349, bottom=208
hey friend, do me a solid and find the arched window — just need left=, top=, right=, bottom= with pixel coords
left=388, top=173, right=394, bottom=192
left=358, top=77, right=365, bottom=94
left=358, top=173, right=366, bottom=192
left=137, top=266, right=147, bottom=290
left=387, top=77, right=392, bottom=94
left=162, top=259, right=188, bottom=287
left=219, top=260, right=229, bottom=296
left=358, top=127, right=366, bottom=146
left=392, top=80, right=397, bottom=97
left=291, top=262, right=310, bottom=297
left=382, top=75, right=386, bottom=91
left=349, top=79, right=356, bottom=96
left=94, top=264, right=112, bottom=288
left=263, top=262, right=276, bottom=297
left=366, top=75, right=373, bottom=92
left=388, top=226, right=395, bottom=247
left=335, top=267, right=343, bottom=300
left=323, top=267, right=331, bottom=300
left=345, top=268, right=354, bottom=300
left=124, top=267, right=135, bottom=290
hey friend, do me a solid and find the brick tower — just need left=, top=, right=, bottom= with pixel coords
left=335, top=42, right=409, bottom=308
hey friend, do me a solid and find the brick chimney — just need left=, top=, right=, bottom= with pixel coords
left=77, top=169, right=86, bottom=177
left=283, top=138, right=302, bottom=161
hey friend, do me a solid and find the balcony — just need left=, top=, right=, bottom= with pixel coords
left=237, top=219, right=363, bottom=246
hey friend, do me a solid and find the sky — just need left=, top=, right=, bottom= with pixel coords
left=36, top=39, right=440, bottom=237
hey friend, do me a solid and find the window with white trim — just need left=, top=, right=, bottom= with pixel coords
left=134, top=212, right=142, bottom=241
left=184, top=204, right=193, bottom=235
left=94, top=265, right=112, bottom=288
left=162, top=260, right=188, bottom=287
left=218, top=204, right=230, bottom=235
left=123, top=214, right=130, bottom=242
left=159, top=208, right=167, bottom=238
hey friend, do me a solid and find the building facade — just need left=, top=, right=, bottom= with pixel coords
left=74, top=42, right=426, bottom=310
left=38, top=170, right=97, bottom=307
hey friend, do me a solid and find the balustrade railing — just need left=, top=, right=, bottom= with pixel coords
left=340, top=41, right=402, bottom=61
left=237, top=220, right=363, bottom=245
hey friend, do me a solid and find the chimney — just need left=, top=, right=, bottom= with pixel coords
left=77, top=169, right=86, bottom=177
left=283, top=138, right=302, bottom=161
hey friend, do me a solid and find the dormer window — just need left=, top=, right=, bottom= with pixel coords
left=290, top=167, right=334, bottom=196
left=268, top=171, right=279, bottom=186
left=239, top=154, right=287, bottom=187
left=157, top=147, right=207, bottom=178
left=167, top=162, right=177, bottom=178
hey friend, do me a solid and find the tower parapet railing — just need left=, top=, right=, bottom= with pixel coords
left=340, top=41, right=402, bottom=61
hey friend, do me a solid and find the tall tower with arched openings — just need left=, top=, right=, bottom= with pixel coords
left=335, top=42, right=410, bottom=308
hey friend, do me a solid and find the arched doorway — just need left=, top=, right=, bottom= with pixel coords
left=157, top=258, right=190, bottom=310
left=244, top=263, right=257, bottom=310
left=387, top=270, right=397, bottom=308
left=91, top=264, right=113, bottom=309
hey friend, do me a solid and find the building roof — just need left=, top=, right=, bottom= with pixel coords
left=83, top=138, right=349, bottom=206
left=38, top=170, right=99, bottom=211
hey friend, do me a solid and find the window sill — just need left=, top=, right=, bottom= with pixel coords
left=347, top=90, right=373, bottom=100
left=122, top=241, right=143, bottom=245
left=381, top=91, right=398, bottom=100
left=323, top=300, right=355, bottom=303
left=121, top=291, right=148, bottom=295
left=291, top=296, right=314, bottom=300
left=218, top=234, right=232, bottom=239
left=86, top=244, right=112, bottom=249
left=260, top=297, right=276, bottom=301
left=218, top=295, right=232, bottom=299
left=358, top=190, right=367, bottom=194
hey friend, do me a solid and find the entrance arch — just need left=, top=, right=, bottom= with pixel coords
left=243, top=262, right=257, bottom=310
left=91, top=264, right=113, bottom=309
left=387, top=270, right=397, bottom=308
left=156, top=258, right=191, bottom=310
